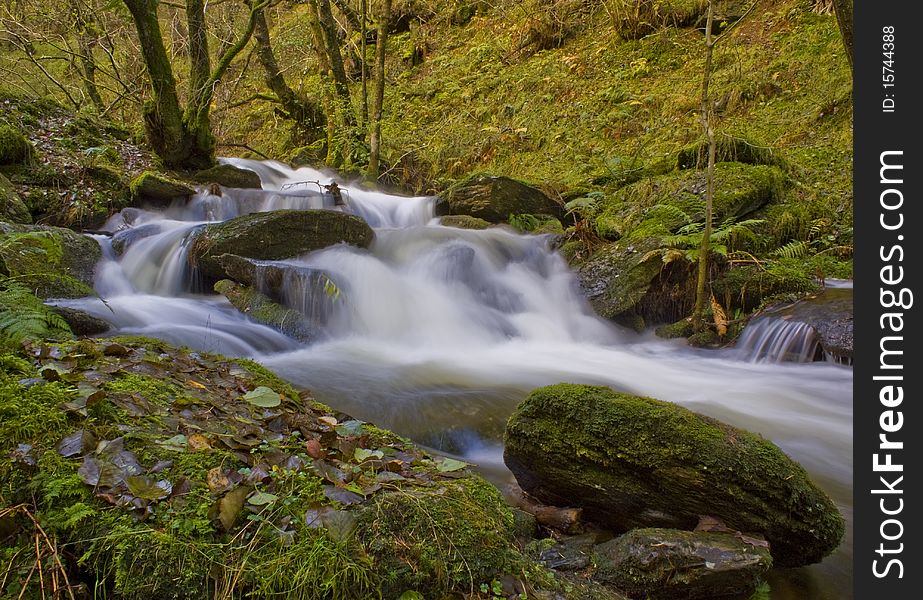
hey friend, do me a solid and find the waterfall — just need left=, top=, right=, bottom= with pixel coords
left=57, top=158, right=853, bottom=595
left=735, top=317, right=822, bottom=363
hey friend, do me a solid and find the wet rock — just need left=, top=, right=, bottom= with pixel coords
left=575, top=237, right=696, bottom=329
left=440, top=214, right=492, bottom=230
left=191, top=164, right=262, bottom=189
left=214, top=280, right=316, bottom=342
left=760, top=288, right=853, bottom=362
left=537, top=533, right=601, bottom=571
left=0, top=173, right=30, bottom=223
left=504, top=384, right=844, bottom=567
left=49, top=306, right=111, bottom=336
left=111, top=223, right=162, bottom=256
left=435, top=174, right=562, bottom=223
left=592, top=528, right=772, bottom=600
left=0, top=222, right=101, bottom=298
left=129, top=171, right=195, bottom=207
left=190, top=209, right=373, bottom=282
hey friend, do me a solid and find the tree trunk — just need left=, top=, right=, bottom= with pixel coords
left=831, top=0, right=853, bottom=72
left=311, top=0, right=357, bottom=166
left=253, top=7, right=325, bottom=134
left=368, top=0, right=392, bottom=179
left=122, top=0, right=190, bottom=167
left=691, top=0, right=716, bottom=332
left=71, top=2, right=105, bottom=113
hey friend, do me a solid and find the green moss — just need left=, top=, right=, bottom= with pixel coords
left=234, top=357, right=302, bottom=403
left=0, top=173, right=30, bottom=224
left=360, top=477, right=516, bottom=597
left=215, top=280, right=315, bottom=343
left=654, top=318, right=694, bottom=339
left=0, top=377, right=73, bottom=450
left=0, top=225, right=101, bottom=298
left=440, top=214, right=492, bottom=229
left=129, top=171, right=195, bottom=204
left=0, top=122, right=33, bottom=164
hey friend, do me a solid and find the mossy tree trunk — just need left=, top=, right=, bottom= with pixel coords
left=360, top=0, right=369, bottom=129
left=367, top=0, right=392, bottom=179
left=122, top=0, right=268, bottom=170
left=252, top=6, right=326, bottom=139
left=309, top=0, right=359, bottom=168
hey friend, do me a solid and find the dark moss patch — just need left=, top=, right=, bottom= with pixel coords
left=0, top=122, right=33, bottom=164
left=0, top=224, right=100, bottom=298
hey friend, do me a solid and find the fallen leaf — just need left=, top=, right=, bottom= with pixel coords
left=318, top=416, right=338, bottom=427
left=207, top=467, right=233, bottom=494
left=243, top=386, right=281, bottom=408
left=188, top=433, right=211, bottom=451
left=158, top=434, right=188, bottom=452
left=126, top=476, right=172, bottom=500
left=322, top=485, right=364, bottom=506
left=305, top=438, right=325, bottom=459
left=57, top=429, right=97, bottom=458
left=247, top=491, right=279, bottom=506
left=354, top=448, right=384, bottom=462
left=434, top=457, right=468, bottom=473
left=335, top=420, right=365, bottom=437
left=218, top=486, right=249, bottom=531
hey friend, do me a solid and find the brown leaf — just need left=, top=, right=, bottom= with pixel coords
left=710, top=294, right=728, bottom=337
left=207, top=467, right=233, bottom=494
left=305, top=438, right=326, bottom=460
left=188, top=433, right=211, bottom=451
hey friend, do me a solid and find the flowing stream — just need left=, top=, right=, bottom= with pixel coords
left=61, top=158, right=853, bottom=599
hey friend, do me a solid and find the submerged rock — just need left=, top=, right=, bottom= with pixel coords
left=504, top=384, right=844, bottom=567
left=129, top=171, right=195, bottom=206
left=0, top=222, right=101, bottom=298
left=190, top=209, right=374, bottom=282
left=435, top=174, right=562, bottom=223
left=593, top=528, right=772, bottom=599
left=439, top=214, right=492, bottom=230
left=214, top=279, right=316, bottom=342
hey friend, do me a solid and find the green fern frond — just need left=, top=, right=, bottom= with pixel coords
left=773, top=240, right=811, bottom=259
left=0, top=281, right=73, bottom=344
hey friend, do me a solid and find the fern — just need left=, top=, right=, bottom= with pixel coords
left=0, top=281, right=72, bottom=344
left=773, top=240, right=810, bottom=259
left=508, top=213, right=541, bottom=233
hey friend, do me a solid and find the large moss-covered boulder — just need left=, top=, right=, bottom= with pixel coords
left=0, top=122, right=33, bottom=164
left=575, top=237, right=696, bottom=329
left=129, top=171, right=195, bottom=206
left=214, top=279, right=316, bottom=342
left=594, top=163, right=786, bottom=241
left=0, top=337, right=521, bottom=599
left=190, top=209, right=374, bottom=282
left=0, top=173, right=30, bottom=223
left=0, top=223, right=100, bottom=298
left=192, top=164, right=262, bottom=189
left=592, top=528, right=772, bottom=600
left=504, top=384, right=844, bottom=567
left=435, top=174, right=562, bottom=223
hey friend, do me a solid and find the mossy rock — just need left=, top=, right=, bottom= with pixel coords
left=676, top=136, right=782, bottom=170
left=190, top=209, right=374, bottom=282
left=0, top=122, right=33, bottom=165
left=191, top=164, right=262, bottom=189
left=0, top=173, right=30, bottom=224
left=0, top=337, right=521, bottom=599
left=503, top=384, right=844, bottom=567
left=654, top=318, right=694, bottom=339
left=214, top=279, right=316, bottom=342
left=435, top=173, right=563, bottom=223
left=575, top=237, right=696, bottom=327
left=592, top=528, right=772, bottom=600
left=439, top=214, right=492, bottom=230
left=594, top=163, right=786, bottom=241
left=711, top=263, right=819, bottom=314
left=0, top=223, right=100, bottom=298
left=286, top=140, right=328, bottom=167
left=129, top=171, right=195, bottom=206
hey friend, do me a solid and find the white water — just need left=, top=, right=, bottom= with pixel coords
left=61, top=158, right=853, bottom=598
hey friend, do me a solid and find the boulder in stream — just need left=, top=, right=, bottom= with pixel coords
left=214, top=279, right=317, bottom=342
left=189, top=209, right=374, bottom=282
left=0, top=222, right=100, bottom=298
left=191, top=164, right=262, bottom=189
left=504, top=383, right=844, bottom=567
left=129, top=171, right=195, bottom=206
left=592, top=528, right=772, bottom=600
left=435, top=174, right=562, bottom=223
